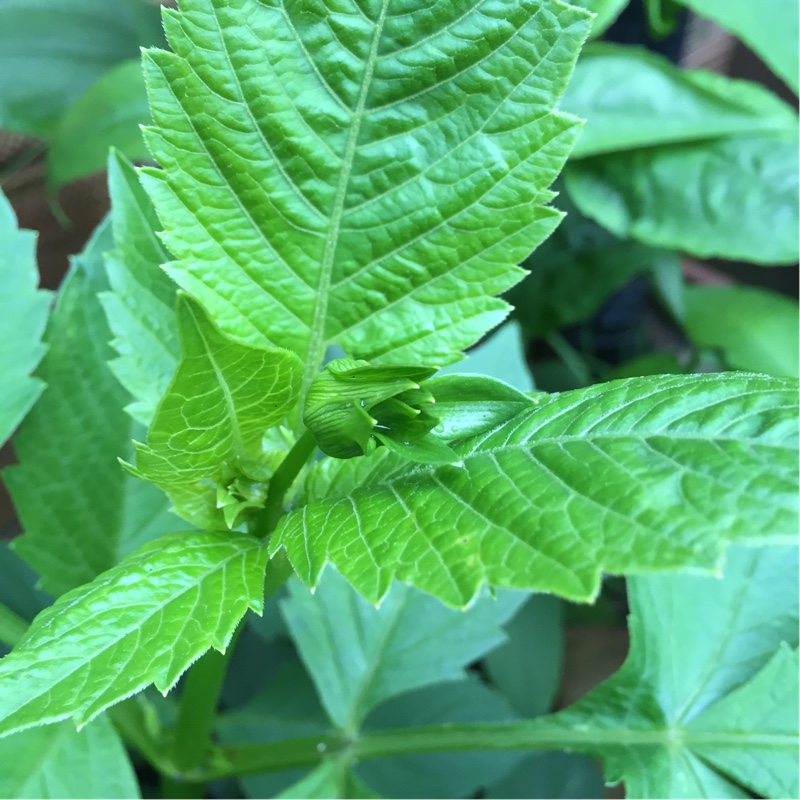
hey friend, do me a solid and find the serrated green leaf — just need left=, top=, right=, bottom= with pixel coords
left=101, top=150, right=180, bottom=427
left=437, top=321, right=535, bottom=393
left=509, top=187, right=679, bottom=340
left=128, top=295, right=303, bottom=529
left=684, top=285, right=799, bottom=379
left=564, top=45, right=797, bottom=158
left=483, top=595, right=564, bottom=719
left=0, top=716, right=139, bottom=799
left=0, top=190, right=51, bottom=449
left=0, top=0, right=163, bottom=137
left=48, top=60, right=150, bottom=189
left=357, top=679, right=523, bottom=799
left=4, top=219, right=187, bottom=597
left=532, top=544, right=798, bottom=798
left=676, top=0, right=799, bottom=93
left=140, top=0, right=591, bottom=402
left=272, top=373, right=798, bottom=607
left=565, top=133, right=800, bottom=265
left=0, top=530, right=267, bottom=738
left=281, top=567, right=526, bottom=733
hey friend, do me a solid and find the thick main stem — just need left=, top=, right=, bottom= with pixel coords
left=0, top=604, right=28, bottom=648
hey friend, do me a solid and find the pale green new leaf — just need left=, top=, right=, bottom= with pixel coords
left=676, top=0, right=799, bottom=93
left=0, top=191, right=51, bottom=449
left=563, top=45, right=797, bottom=158
left=129, top=296, right=303, bottom=529
left=48, top=61, right=150, bottom=190
left=685, top=285, right=799, bottom=379
left=0, top=716, right=139, bottom=799
left=281, top=566, right=526, bottom=732
left=272, top=373, right=798, bottom=607
left=140, top=0, right=591, bottom=400
left=102, top=151, right=180, bottom=426
left=4, top=220, right=186, bottom=597
left=0, top=0, right=163, bottom=137
left=566, top=133, right=800, bottom=265
left=0, top=531, right=267, bottom=738
left=528, top=544, right=799, bottom=798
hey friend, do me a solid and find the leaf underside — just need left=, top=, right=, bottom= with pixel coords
left=0, top=531, right=267, bottom=738
left=272, top=373, right=798, bottom=607
left=140, top=0, right=591, bottom=398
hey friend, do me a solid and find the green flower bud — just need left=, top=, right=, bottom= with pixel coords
left=303, top=359, right=458, bottom=463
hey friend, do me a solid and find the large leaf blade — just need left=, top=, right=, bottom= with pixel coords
left=0, top=191, right=51, bottom=448
left=272, top=373, right=798, bottom=606
left=140, top=0, right=591, bottom=398
left=0, top=531, right=267, bottom=738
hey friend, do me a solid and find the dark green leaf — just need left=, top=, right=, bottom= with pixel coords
left=357, top=679, right=524, bottom=799
left=485, top=752, right=604, bottom=799
left=48, top=60, right=150, bottom=189
left=4, top=219, right=185, bottom=596
left=280, top=567, right=526, bottom=732
left=483, top=595, right=564, bottom=718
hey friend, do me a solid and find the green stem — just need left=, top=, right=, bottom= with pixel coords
left=545, top=332, right=593, bottom=387
left=171, top=624, right=244, bottom=787
left=253, top=429, right=318, bottom=538
left=0, top=603, right=28, bottom=648
left=201, top=717, right=757, bottom=781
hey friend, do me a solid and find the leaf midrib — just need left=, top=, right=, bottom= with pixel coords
left=299, top=0, right=390, bottom=407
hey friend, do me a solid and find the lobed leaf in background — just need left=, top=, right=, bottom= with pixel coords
left=48, top=61, right=151, bottom=190
left=534, top=544, right=799, bottom=798
left=3, top=218, right=186, bottom=597
left=684, top=285, right=800, bottom=379
left=0, top=190, right=51, bottom=449
left=563, top=45, right=798, bottom=159
left=0, top=530, right=268, bottom=739
left=0, top=0, right=164, bottom=138
left=272, top=372, right=798, bottom=607
left=101, top=151, right=180, bottom=426
left=676, top=0, right=799, bottom=94
left=127, top=295, right=303, bottom=530
left=0, top=716, right=139, bottom=799
left=281, top=567, right=526, bottom=734
left=139, top=0, right=591, bottom=401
